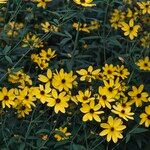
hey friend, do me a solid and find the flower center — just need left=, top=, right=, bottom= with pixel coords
left=90, top=109, right=94, bottom=113
left=147, top=115, right=150, bottom=120
left=144, top=63, right=148, bottom=67
left=56, top=98, right=61, bottom=103
left=25, top=95, right=29, bottom=99
left=4, top=96, right=9, bottom=100
left=102, top=95, right=107, bottom=100
left=80, top=0, right=85, bottom=3
left=21, top=106, right=26, bottom=110
left=121, top=110, right=125, bottom=114
left=108, top=87, right=113, bottom=92
left=122, top=103, right=126, bottom=107
left=137, top=93, right=141, bottom=98
left=107, top=70, right=112, bottom=74
left=110, top=127, right=114, bottom=131
left=61, top=79, right=66, bottom=84
left=83, top=96, right=88, bottom=100
left=40, top=91, right=45, bottom=95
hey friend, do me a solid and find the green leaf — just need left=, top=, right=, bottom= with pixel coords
left=71, top=144, right=86, bottom=150
left=131, top=128, right=149, bottom=134
left=3, top=45, right=11, bottom=54
left=5, top=55, right=13, bottom=64
left=126, top=134, right=131, bottom=143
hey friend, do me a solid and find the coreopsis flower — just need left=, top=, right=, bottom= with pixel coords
left=17, top=87, right=36, bottom=108
left=41, top=22, right=59, bottom=33
left=140, top=105, right=150, bottom=127
left=98, top=86, right=115, bottom=109
left=73, top=0, right=96, bottom=7
left=0, top=0, right=7, bottom=4
left=116, top=65, right=130, bottom=79
left=38, top=69, right=53, bottom=86
left=33, top=0, right=52, bottom=9
left=35, top=84, right=51, bottom=104
left=76, top=66, right=100, bottom=82
left=47, top=89, right=70, bottom=113
left=76, top=89, right=94, bottom=103
left=52, top=69, right=77, bottom=92
left=73, top=22, right=90, bottom=33
left=0, top=87, right=15, bottom=108
left=128, top=85, right=149, bottom=107
left=102, top=64, right=117, bottom=79
left=121, top=19, right=140, bottom=40
left=16, top=105, right=32, bottom=118
left=22, top=32, right=43, bottom=48
left=80, top=100, right=103, bottom=122
left=99, top=116, right=126, bottom=143
left=136, top=56, right=150, bottom=71
left=110, top=9, right=125, bottom=29
left=111, top=103, right=134, bottom=121
left=39, top=48, right=57, bottom=61
left=37, top=59, right=49, bottom=70
left=137, top=1, right=150, bottom=14
left=54, top=127, right=71, bottom=141
left=140, top=32, right=150, bottom=48
left=126, top=8, right=139, bottom=20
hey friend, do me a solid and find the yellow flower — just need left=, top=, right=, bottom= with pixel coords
left=73, top=0, right=96, bottom=7
left=41, top=22, right=59, bottom=33
left=103, top=78, right=120, bottom=99
left=121, top=19, right=140, bottom=40
left=47, top=89, right=70, bottom=113
left=126, top=8, right=139, bottom=20
left=140, top=32, right=150, bottom=48
left=34, top=0, right=52, bottom=9
left=102, top=64, right=117, bottom=79
left=76, top=65, right=100, bottom=82
left=0, top=0, right=7, bottom=3
left=137, top=1, right=150, bottom=14
left=17, top=87, right=36, bottom=108
left=52, top=69, right=77, bottom=92
left=136, top=56, right=150, bottom=71
left=54, top=127, right=71, bottom=141
left=76, top=89, right=94, bottom=103
left=116, top=65, right=130, bottom=79
left=35, top=84, right=51, bottom=104
left=16, top=105, right=32, bottom=118
left=38, top=69, right=53, bottom=86
left=98, top=86, right=115, bottom=109
left=111, top=103, right=134, bottom=121
left=100, top=116, right=126, bottom=143
left=80, top=100, right=103, bottom=122
left=0, top=87, right=15, bottom=108
left=140, top=105, right=150, bottom=127
left=110, top=9, right=125, bottom=29
left=128, top=85, right=149, bottom=107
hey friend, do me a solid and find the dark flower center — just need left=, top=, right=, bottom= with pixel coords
left=21, top=106, right=26, bottom=110
left=80, top=0, right=85, bottom=3
left=90, top=109, right=94, bottom=113
left=102, top=95, right=107, bottom=100
left=147, top=115, right=150, bottom=120
left=40, top=91, right=45, bottom=95
left=144, top=63, right=148, bottom=67
left=56, top=98, right=61, bottom=103
left=121, top=110, right=125, bottom=114
left=107, top=70, right=112, bottom=74
left=122, top=103, right=126, bottom=107
left=25, top=95, right=29, bottom=99
left=108, top=87, right=113, bottom=92
left=110, top=127, right=114, bottom=131
left=137, top=94, right=141, bottom=98
left=61, top=79, right=66, bottom=83
left=83, top=96, right=88, bottom=100
left=4, top=96, right=9, bottom=100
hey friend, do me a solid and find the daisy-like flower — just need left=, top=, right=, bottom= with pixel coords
left=52, top=69, right=77, bottom=92
left=47, top=89, right=70, bottom=113
left=128, top=84, right=149, bottom=107
left=80, top=100, right=103, bottom=122
left=33, top=0, right=52, bottom=9
left=73, top=0, right=96, bottom=7
left=136, top=56, right=150, bottom=71
left=0, top=87, right=15, bottom=108
left=98, top=86, right=115, bottom=109
left=99, top=116, right=126, bottom=143
left=41, top=22, right=59, bottom=33
left=111, top=103, right=134, bottom=121
left=140, top=105, right=150, bottom=127
left=137, top=1, right=150, bottom=14
left=76, top=65, right=100, bottom=82
left=121, top=19, right=140, bottom=40
left=76, top=89, right=94, bottom=103
left=102, top=64, right=117, bottom=79
left=116, top=65, right=130, bottom=79
left=38, top=69, right=53, bottom=86
left=54, top=127, right=71, bottom=141
left=35, top=84, right=51, bottom=104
